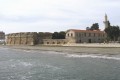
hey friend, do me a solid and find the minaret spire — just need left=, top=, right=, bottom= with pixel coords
left=105, top=13, right=108, bottom=21
left=104, top=14, right=109, bottom=29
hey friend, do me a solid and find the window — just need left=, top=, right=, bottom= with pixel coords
left=84, top=33, right=86, bottom=37
left=79, top=33, right=81, bottom=37
left=67, top=34, right=69, bottom=37
left=94, top=33, right=95, bottom=37
left=64, top=42, right=66, bottom=44
left=57, top=42, right=60, bottom=44
left=71, top=33, right=73, bottom=37
left=98, top=34, right=100, bottom=37
left=89, top=33, right=91, bottom=37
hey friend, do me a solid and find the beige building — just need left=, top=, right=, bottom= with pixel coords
left=66, top=29, right=106, bottom=43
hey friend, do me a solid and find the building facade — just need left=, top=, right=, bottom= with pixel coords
left=66, top=29, right=106, bottom=43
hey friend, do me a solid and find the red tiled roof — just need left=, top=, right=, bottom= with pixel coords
left=67, top=29, right=105, bottom=34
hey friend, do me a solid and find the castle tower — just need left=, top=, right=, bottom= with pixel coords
left=103, top=14, right=109, bottom=29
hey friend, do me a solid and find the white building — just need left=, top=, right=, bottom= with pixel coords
left=66, top=29, right=106, bottom=43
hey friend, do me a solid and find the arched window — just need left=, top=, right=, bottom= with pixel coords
left=67, top=34, right=69, bottom=37
left=47, top=42, right=49, bottom=44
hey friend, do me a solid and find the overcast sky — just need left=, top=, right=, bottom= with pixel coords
left=0, top=0, right=120, bottom=34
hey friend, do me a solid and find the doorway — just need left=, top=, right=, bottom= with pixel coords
left=88, top=39, right=91, bottom=43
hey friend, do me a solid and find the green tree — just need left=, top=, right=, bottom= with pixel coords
left=105, top=26, right=120, bottom=41
left=59, top=31, right=66, bottom=39
left=52, top=32, right=59, bottom=39
left=86, top=27, right=90, bottom=30
left=90, top=23, right=99, bottom=30
left=52, top=31, right=66, bottom=39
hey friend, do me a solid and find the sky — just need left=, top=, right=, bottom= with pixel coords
left=0, top=0, right=120, bottom=34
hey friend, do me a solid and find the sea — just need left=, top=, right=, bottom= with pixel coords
left=0, top=47, right=120, bottom=80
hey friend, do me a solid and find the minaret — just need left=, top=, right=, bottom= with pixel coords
left=105, top=14, right=108, bottom=21
left=104, top=14, right=109, bottom=29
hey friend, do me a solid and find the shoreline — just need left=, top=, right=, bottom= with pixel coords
left=1, top=44, right=120, bottom=55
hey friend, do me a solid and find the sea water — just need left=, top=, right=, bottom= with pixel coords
left=0, top=47, right=120, bottom=80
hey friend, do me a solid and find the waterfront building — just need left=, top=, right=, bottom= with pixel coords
left=66, top=29, right=106, bottom=43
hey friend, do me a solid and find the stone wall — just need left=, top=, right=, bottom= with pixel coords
left=6, top=32, right=38, bottom=45
left=43, top=39, right=68, bottom=45
left=6, top=32, right=52, bottom=45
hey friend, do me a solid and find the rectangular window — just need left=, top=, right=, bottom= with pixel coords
left=84, top=33, right=86, bottom=37
left=98, top=34, right=100, bottom=37
left=79, top=33, right=81, bottom=37
left=94, top=33, right=95, bottom=37
left=89, top=33, right=91, bottom=37
left=71, top=33, right=73, bottom=37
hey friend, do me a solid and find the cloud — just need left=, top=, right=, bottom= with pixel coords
left=0, top=0, right=120, bottom=33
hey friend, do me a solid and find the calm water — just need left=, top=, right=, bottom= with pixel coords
left=0, top=47, right=120, bottom=80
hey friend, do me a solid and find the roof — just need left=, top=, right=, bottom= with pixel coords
left=67, top=29, right=105, bottom=34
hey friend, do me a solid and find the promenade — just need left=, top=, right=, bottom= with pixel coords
left=1, top=43, right=120, bottom=55
left=63, top=43, right=120, bottom=48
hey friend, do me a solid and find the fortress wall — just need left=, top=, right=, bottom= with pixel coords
left=6, top=32, right=38, bottom=45
left=43, top=39, right=68, bottom=45
left=6, top=32, right=68, bottom=45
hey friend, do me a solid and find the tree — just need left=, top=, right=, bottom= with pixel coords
left=52, top=31, right=66, bottom=39
left=86, top=23, right=99, bottom=31
left=86, top=27, right=90, bottom=30
left=90, top=23, right=99, bottom=30
left=108, top=21, right=111, bottom=28
left=52, top=32, right=59, bottom=39
left=59, top=31, right=66, bottom=39
left=105, top=26, right=120, bottom=41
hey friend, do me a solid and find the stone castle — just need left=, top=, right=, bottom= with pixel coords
left=6, top=32, right=52, bottom=45
left=6, top=15, right=109, bottom=45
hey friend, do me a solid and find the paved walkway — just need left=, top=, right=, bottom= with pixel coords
left=63, top=43, right=120, bottom=47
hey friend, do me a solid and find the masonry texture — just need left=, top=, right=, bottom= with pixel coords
left=43, top=39, right=68, bottom=45
left=6, top=32, right=38, bottom=45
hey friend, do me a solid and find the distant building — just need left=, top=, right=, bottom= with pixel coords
left=66, top=29, right=106, bottom=43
